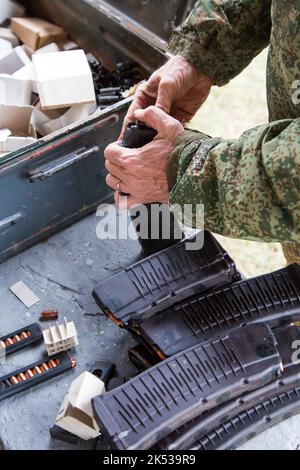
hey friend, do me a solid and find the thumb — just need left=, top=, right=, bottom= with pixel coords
left=134, top=106, right=183, bottom=138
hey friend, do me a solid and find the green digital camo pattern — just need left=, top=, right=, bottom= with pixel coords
left=169, top=0, right=272, bottom=87
left=167, top=0, right=300, bottom=261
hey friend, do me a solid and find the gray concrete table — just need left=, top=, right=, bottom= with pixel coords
left=0, top=211, right=139, bottom=450
left=0, top=212, right=299, bottom=450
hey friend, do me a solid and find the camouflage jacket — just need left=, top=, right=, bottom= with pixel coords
left=168, top=0, right=300, bottom=262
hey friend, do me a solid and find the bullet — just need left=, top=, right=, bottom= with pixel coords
left=25, top=370, right=35, bottom=380
left=12, top=335, right=21, bottom=343
left=10, top=376, right=19, bottom=385
left=40, top=310, right=59, bottom=321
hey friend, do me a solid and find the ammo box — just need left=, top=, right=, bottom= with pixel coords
left=0, top=0, right=196, bottom=263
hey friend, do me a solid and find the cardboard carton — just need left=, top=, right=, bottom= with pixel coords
left=0, top=104, right=36, bottom=152
left=23, top=43, right=61, bottom=58
left=13, top=62, right=37, bottom=93
left=0, top=45, right=30, bottom=74
left=11, top=17, right=67, bottom=51
left=0, top=27, right=19, bottom=47
left=56, top=372, right=105, bottom=441
left=0, top=131, right=36, bottom=152
left=35, top=42, right=60, bottom=54
left=32, top=102, right=97, bottom=136
left=21, top=44, right=33, bottom=58
left=0, top=74, right=32, bottom=105
left=0, top=1, right=25, bottom=25
left=33, top=50, right=96, bottom=110
left=60, top=40, right=78, bottom=51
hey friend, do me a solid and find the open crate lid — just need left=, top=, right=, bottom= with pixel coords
left=22, top=0, right=197, bottom=71
left=99, top=0, right=196, bottom=43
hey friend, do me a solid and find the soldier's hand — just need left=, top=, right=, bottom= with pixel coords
left=120, top=55, right=212, bottom=138
left=106, top=106, right=184, bottom=209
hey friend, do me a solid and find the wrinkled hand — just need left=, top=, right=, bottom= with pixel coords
left=120, top=55, right=212, bottom=138
left=105, top=106, right=184, bottom=209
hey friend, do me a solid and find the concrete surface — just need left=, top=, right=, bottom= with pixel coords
left=0, top=210, right=299, bottom=450
left=0, top=210, right=139, bottom=450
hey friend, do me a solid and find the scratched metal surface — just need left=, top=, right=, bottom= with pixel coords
left=0, top=106, right=130, bottom=265
left=0, top=212, right=139, bottom=450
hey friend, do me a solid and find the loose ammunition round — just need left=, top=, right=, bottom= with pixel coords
left=40, top=310, right=59, bottom=321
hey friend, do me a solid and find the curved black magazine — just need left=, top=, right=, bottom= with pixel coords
left=93, top=324, right=281, bottom=450
left=140, top=265, right=300, bottom=357
left=93, top=231, right=240, bottom=326
left=156, top=325, right=300, bottom=450
left=191, top=385, right=300, bottom=451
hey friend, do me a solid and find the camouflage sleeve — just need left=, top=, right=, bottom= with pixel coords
left=168, top=119, right=300, bottom=244
left=169, top=0, right=272, bottom=86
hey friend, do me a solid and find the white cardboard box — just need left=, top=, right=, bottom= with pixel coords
left=56, top=372, right=105, bottom=441
left=0, top=133, right=36, bottom=152
left=0, top=74, right=32, bottom=105
left=0, top=104, right=36, bottom=152
left=60, top=40, right=79, bottom=51
left=0, top=45, right=30, bottom=74
left=0, top=38, right=12, bottom=60
left=0, top=0, right=25, bottom=25
left=0, top=27, right=19, bottom=47
left=32, top=102, right=97, bottom=136
left=35, top=42, right=60, bottom=54
left=13, top=62, right=37, bottom=93
left=33, top=50, right=96, bottom=110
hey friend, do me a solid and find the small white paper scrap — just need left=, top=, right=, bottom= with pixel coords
left=10, top=281, right=40, bottom=308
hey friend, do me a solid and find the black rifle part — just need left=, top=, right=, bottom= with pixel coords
left=106, top=377, right=127, bottom=392
left=156, top=324, right=300, bottom=450
left=139, top=265, right=300, bottom=357
left=122, top=122, right=184, bottom=257
left=93, top=324, right=282, bottom=450
left=128, top=344, right=160, bottom=372
left=89, top=60, right=141, bottom=100
left=191, top=384, right=300, bottom=451
left=0, top=323, right=43, bottom=357
left=93, top=231, right=240, bottom=327
left=49, top=425, right=78, bottom=445
left=0, top=352, right=76, bottom=401
left=90, top=361, right=116, bottom=387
